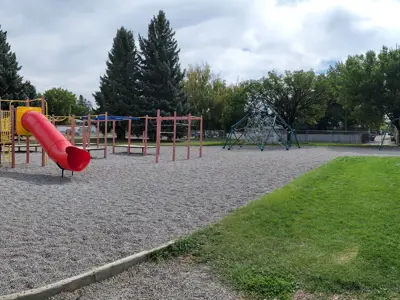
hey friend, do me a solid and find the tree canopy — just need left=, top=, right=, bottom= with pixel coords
left=5, top=15, right=400, bottom=138
left=138, top=10, right=187, bottom=117
left=44, top=87, right=86, bottom=116
left=93, top=26, right=141, bottom=138
left=0, top=25, right=39, bottom=105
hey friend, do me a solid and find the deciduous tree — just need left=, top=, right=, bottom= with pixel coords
left=246, top=70, right=329, bottom=127
left=44, top=87, right=78, bottom=116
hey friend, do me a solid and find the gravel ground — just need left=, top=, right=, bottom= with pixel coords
left=52, top=256, right=242, bottom=300
left=1, top=145, right=399, bottom=296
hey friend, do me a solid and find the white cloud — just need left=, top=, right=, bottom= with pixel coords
left=1, top=0, right=400, bottom=105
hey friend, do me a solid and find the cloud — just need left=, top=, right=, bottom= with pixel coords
left=1, top=0, right=400, bottom=105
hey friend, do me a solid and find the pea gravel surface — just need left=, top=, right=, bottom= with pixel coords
left=0, top=145, right=398, bottom=296
left=51, top=256, right=243, bottom=300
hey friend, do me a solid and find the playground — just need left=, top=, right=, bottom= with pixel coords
left=0, top=97, right=204, bottom=177
left=2, top=97, right=400, bottom=299
left=0, top=145, right=399, bottom=296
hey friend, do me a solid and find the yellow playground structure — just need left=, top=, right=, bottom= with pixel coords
left=0, top=96, right=94, bottom=171
left=0, top=96, right=48, bottom=167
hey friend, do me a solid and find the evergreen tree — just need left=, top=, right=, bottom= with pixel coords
left=93, top=26, right=141, bottom=139
left=0, top=25, right=24, bottom=102
left=138, top=10, right=187, bottom=117
left=75, top=94, right=93, bottom=116
left=22, top=80, right=38, bottom=100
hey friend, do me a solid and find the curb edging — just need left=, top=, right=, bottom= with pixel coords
left=0, top=240, right=176, bottom=300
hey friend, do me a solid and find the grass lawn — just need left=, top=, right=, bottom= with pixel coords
left=158, top=156, right=400, bottom=299
left=67, top=136, right=394, bottom=148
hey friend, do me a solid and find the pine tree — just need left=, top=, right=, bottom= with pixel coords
left=22, top=81, right=37, bottom=99
left=138, top=10, right=187, bottom=117
left=93, top=26, right=141, bottom=139
left=0, top=25, right=24, bottom=102
left=75, top=95, right=92, bottom=115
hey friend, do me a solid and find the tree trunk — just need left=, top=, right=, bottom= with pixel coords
left=116, top=125, right=125, bottom=141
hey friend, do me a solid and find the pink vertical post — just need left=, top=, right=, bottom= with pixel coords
left=71, top=115, right=75, bottom=145
left=87, top=114, right=91, bottom=149
left=26, top=99, right=30, bottom=164
left=41, top=96, right=46, bottom=166
left=112, top=120, right=116, bottom=153
left=199, top=116, right=203, bottom=158
left=144, top=115, right=148, bottom=155
left=172, top=111, right=176, bottom=161
left=82, top=119, right=87, bottom=150
left=187, top=113, right=191, bottom=160
left=11, top=106, right=15, bottom=168
left=155, top=109, right=161, bottom=163
left=104, top=113, right=108, bottom=158
left=141, top=130, right=145, bottom=154
left=128, top=117, right=131, bottom=155
left=96, top=119, right=100, bottom=147
left=0, top=107, right=2, bottom=166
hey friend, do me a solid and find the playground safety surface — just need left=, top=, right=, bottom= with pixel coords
left=0, top=145, right=399, bottom=297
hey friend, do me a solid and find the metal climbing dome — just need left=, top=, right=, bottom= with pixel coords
left=223, top=101, right=300, bottom=151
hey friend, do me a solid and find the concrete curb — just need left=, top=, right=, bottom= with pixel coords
left=0, top=240, right=175, bottom=300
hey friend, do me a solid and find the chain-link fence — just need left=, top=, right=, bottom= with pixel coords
left=194, top=129, right=379, bottom=144
left=294, top=130, right=375, bottom=144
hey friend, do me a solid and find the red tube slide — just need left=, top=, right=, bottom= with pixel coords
left=21, top=111, right=91, bottom=172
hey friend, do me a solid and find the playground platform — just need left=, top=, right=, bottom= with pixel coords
left=76, top=146, right=106, bottom=152
left=0, top=143, right=42, bottom=153
left=114, top=144, right=156, bottom=154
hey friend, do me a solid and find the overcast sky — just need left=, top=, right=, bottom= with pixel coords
left=1, top=0, right=400, bottom=105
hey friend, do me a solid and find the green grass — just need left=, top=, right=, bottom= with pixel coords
left=68, top=136, right=395, bottom=148
left=157, top=157, right=400, bottom=299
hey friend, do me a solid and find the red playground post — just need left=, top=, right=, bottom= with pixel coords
left=26, top=99, right=30, bottom=164
left=87, top=114, right=91, bottom=149
left=128, top=117, right=132, bottom=155
left=71, top=115, right=76, bottom=146
left=187, top=112, right=191, bottom=160
left=155, top=109, right=161, bottom=163
left=104, top=112, right=108, bottom=158
left=41, top=96, right=46, bottom=167
left=96, top=119, right=100, bottom=147
left=152, top=109, right=202, bottom=164
left=199, top=116, right=203, bottom=158
left=11, top=105, right=15, bottom=168
left=144, top=115, right=148, bottom=156
left=172, top=111, right=176, bottom=161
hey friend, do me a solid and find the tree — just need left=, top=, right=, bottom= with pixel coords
left=138, top=10, right=187, bottom=118
left=44, top=87, right=78, bottom=116
left=312, top=99, right=348, bottom=130
left=0, top=25, right=24, bottom=102
left=220, top=83, right=247, bottom=132
left=327, top=51, right=385, bottom=131
left=376, top=46, right=400, bottom=133
left=22, top=81, right=38, bottom=100
left=75, top=95, right=93, bottom=116
left=184, top=63, right=233, bottom=130
left=94, top=26, right=141, bottom=139
left=246, top=70, right=330, bottom=127
left=184, top=63, right=213, bottom=117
